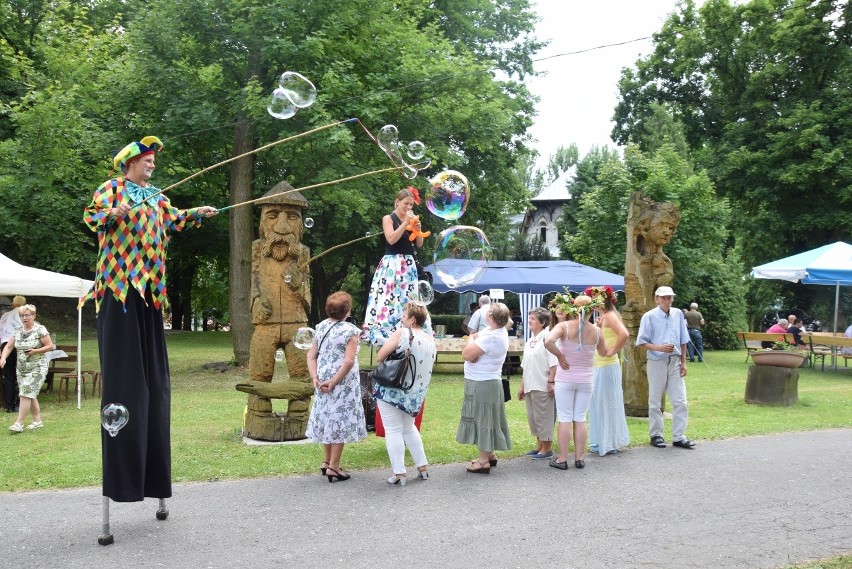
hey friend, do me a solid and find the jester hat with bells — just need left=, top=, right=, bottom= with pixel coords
left=113, top=136, right=163, bottom=172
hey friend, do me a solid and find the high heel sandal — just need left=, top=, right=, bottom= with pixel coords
left=417, top=468, right=429, bottom=481
left=387, top=475, right=407, bottom=486
left=320, top=461, right=329, bottom=476
left=466, top=460, right=490, bottom=474
left=470, top=456, right=498, bottom=468
left=326, top=467, right=351, bottom=483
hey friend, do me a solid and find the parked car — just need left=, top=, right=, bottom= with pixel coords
left=761, top=309, right=822, bottom=333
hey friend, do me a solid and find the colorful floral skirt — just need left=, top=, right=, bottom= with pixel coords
left=363, top=254, right=418, bottom=345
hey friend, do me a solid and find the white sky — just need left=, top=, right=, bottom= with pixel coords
left=527, top=0, right=686, bottom=169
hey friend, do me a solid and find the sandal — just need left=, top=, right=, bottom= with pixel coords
left=672, top=438, right=696, bottom=449
left=466, top=460, right=490, bottom=474
left=549, top=457, right=568, bottom=470
left=650, top=435, right=666, bottom=448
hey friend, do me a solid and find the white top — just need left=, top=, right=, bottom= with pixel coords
left=521, top=327, right=557, bottom=392
left=466, top=305, right=491, bottom=333
left=463, top=326, right=509, bottom=381
left=0, top=308, right=22, bottom=344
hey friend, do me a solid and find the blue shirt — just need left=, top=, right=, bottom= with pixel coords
left=636, top=306, right=690, bottom=360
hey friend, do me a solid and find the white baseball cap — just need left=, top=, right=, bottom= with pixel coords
left=654, top=286, right=676, bottom=297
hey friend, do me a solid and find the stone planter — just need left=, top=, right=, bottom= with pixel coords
left=749, top=350, right=808, bottom=368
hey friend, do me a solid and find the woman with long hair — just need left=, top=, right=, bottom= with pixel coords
left=545, top=292, right=608, bottom=469
left=363, top=187, right=429, bottom=345
left=586, top=286, right=630, bottom=456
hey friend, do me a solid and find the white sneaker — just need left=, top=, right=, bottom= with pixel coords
left=26, top=421, right=43, bottom=430
left=9, top=423, right=23, bottom=433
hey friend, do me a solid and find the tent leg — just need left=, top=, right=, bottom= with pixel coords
left=77, top=307, right=83, bottom=409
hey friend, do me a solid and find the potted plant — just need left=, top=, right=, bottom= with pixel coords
left=749, top=341, right=809, bottom=368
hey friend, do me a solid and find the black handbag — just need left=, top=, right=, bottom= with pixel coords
left=370, top=329, right=417, bottom=391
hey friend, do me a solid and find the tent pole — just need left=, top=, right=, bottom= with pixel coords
left=77, top=307, right=82, bottom=410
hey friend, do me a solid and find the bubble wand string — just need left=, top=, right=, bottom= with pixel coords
left=130, top=118, right=358, bottom=206
left=298, top=233, right=381, bottom=269
left=215, top=167, right=398, bottom=212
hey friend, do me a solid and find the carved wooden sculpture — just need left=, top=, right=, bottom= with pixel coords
left=238, top=183, right=313, bottom=441
left=622, top=192, right=680, bottom=416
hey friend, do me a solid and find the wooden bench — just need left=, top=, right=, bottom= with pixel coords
left=805, top=334, right=852, bottom=371
left=45, top=344, right=77, bottom=392
left=736, top=332, right=797, bottom=363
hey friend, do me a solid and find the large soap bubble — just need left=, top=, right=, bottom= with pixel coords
left=432, top=226, right=492, bottom=289
left=278, top=71, right=317, bottom=108
left=293, top=327, right=316, bottom=350
left=427, top=171, right=469, bottom=221
left=102, top=403, right=129, bottom=438
left=408, top=280, right=435, bottom=307
left=267, top=88, right=297, bottom=119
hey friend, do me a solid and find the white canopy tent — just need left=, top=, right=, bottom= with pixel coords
left=0, top=253, right=94, bottom=408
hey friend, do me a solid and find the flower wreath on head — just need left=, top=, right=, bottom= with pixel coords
left=584, top=285, right=617, bottom=307
left=548, top=288, right=604, bottom=318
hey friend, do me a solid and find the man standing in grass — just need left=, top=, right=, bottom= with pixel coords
left=636, top=286, right=695, bottom=450
left=685, top=302, right=705, bottom=363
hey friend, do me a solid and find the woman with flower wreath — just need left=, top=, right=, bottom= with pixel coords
left=544, top=291, right=608, bottom=469
left=363, top=187, right=430, bottom=345
left=586, top=286, right=631, bottom=456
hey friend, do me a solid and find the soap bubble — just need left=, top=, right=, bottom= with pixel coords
left=267, top=88, right=297, bottom=119
left=278, top=71, right=317, bottom=108
left=427, top=170, right=469, bottom=221
left=284, top=274, right=292, bottom=283
left=374, top=124, right=418, bottom=179
left=293, top=327, right=316, bottom=350
left=101, top=403, right=129, bottom=438
left=406, top=141, right=426, bottom=160
left=304, top=217, right=314, bottom=228
left=432, top=226, right=492, bottom=289
left=408, top=280, right=434, bottom=306
left=377, top=125, right=399, bottom=152
left=274, top=348, right=285, bottom=362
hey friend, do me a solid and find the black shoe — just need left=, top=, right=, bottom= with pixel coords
left=574, top=459, right=585, bottom=469
left=650, top=435, right=666, bottom=448
left=672, top=438, right=696, bottom=449
left=549, top=457, right=569, bottom=470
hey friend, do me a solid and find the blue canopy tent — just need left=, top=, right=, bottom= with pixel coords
left=423, top=259, right=625, bottom=338
left=751, top=241, right=852, bottom=334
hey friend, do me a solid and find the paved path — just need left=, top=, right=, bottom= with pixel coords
left=2, top=429, right=850, bottom=569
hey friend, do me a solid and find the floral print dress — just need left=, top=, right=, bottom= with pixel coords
left=306, top=319, right=367, bottom=444
left=14, top=324, right=50, bottom=399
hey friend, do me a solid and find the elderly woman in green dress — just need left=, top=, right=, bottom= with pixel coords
left=0, top=304, right=53, bottom=433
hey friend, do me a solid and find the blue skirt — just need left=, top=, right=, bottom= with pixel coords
left=588, top=362, right=630, bottom=456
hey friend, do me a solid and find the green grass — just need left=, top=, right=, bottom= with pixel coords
left=789, top=557, right=852, bottom=569
left=2, top=333, right=851, bottom=494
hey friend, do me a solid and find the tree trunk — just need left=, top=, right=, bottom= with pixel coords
left=228, top=116, right=256, bottom=366
left=745, top=365, right=799, bottom=406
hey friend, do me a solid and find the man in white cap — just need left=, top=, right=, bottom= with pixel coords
left=636, top=286, right=695, bottom=449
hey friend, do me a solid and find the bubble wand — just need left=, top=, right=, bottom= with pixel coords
left=130, top=118, right=359, bottom=206
left=215, top=168, right=398, bottom=213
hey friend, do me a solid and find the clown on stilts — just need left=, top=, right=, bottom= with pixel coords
left=82, top=137, right=217, bottom=544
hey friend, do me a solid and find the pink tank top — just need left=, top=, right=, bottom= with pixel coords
left=554, top=327, right=598, bottom=384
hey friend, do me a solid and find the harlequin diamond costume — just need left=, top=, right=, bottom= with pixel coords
left=83, top=137, right=212, bottom=502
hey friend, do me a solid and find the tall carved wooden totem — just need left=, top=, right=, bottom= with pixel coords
left=621, top=192, right=680, bottom=416
left=236, top=182, right=314, bottom=440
